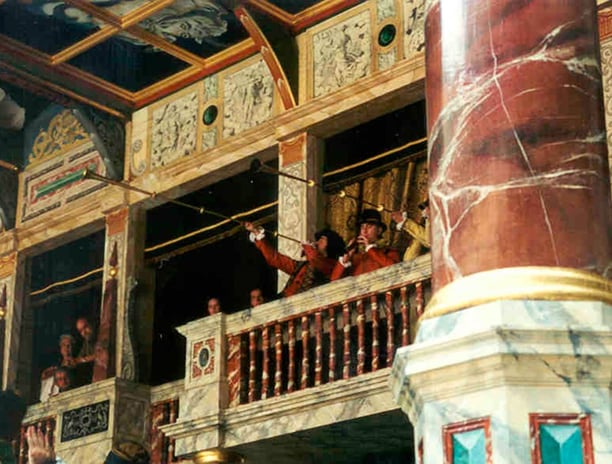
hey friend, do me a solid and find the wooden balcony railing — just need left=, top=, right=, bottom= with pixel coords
left=227, top=276, right=429, bottom=406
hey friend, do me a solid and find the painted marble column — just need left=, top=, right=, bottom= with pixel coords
left=391, top=3, right=612, bottom=464
left=277, top=133, right=322, bottom=292
left=426, top=1, right=612, bottom=299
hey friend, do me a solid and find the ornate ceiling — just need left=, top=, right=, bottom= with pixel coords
left=0, top=0, right=361, bottom=118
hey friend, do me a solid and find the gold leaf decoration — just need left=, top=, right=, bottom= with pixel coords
left=28, top=110, right=89, bottom=167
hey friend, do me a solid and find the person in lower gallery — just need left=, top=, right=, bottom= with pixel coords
left=249, top=288, right=265, bottom=308
left=331, top=209, right=400, bottom=280
left=206, top=297, right=222, bottom=316
left=244, top=222, right=346, bottom=298
left=40, top=335, right=76, bottom=402
left=391, top=200, right=430, bottom=261
left=75, top=317, right=96, bottom=363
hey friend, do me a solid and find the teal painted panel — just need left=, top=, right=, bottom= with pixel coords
left=452, top=428, right=486, bottom=464
left=540, top=424, right=584, bottom=464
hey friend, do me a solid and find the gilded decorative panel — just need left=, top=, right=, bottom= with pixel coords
left=151, top=91, right=198, bottom=168
left=222, top=59, right=274, bottom=138
left=61, top=400, right=110, bottom=442
left=20, top=144, right=107, bottom=223
left=312, top=10, right=372, bottom=98
left=27, top=110, right=89, bottom=168
left=403, top=0, right=425, bottom=58
left=190, top=337, right=215, bottom=380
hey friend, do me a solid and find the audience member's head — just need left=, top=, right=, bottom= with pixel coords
left=76, top=317, right=94, bottom=341
left=58, top=334, right=74, bottom=362
left=314, top=228, right=346, bottom=260
left=249, top=288, right=264, bottom=308
left=104, top=440, right=150, bottom=464
left=53, top=367, right=71, bottom=393
left=207, top=297, right=221, bottom=316
left=0, top=389, right=26, bottom=442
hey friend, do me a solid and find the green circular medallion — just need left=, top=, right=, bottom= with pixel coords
left=203, top=105, right=218, bottom=125
left=378, top=24, right=396, bottom=47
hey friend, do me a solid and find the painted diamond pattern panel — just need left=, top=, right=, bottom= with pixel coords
left=452, top=428, right=486, bottom=464
left=540, top=424, right=584, bottom=464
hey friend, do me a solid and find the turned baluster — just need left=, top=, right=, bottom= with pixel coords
left=371, top=294, right=380, bottom=371
left=342, top=302, right=350, bottom=379
left=328, top=306, right=336, bottom=382
left=357, top=298, right=365, bottom=375
left=415, top=281, right=424, bottom=318
left=385, top=291, right=395, bottom=365
left=315, top=310, right=323, bottom=386
left=168, top=400, right=178, bottom=463
left=248, top=330, right=256, bottom=402
left=274, top=323, right=282, bottom=396
left=288, top=319, right=296, bottom=393
left=400, top=286, right=410, bottom=346
left=301, top=315, right=310, bottom=389
left=261, top=325, right=270, bottom=399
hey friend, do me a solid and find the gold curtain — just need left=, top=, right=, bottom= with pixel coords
left=324, top=154, right=428, bottom=252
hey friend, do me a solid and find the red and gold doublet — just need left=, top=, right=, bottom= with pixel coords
left=331, top=246, right=400, bottom=280
left=255, top=239, right=337, bottom=297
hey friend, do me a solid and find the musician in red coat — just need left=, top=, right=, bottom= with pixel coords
left=245, top=222, right=345, bottom=298
left=331, top=209, right=400, bottom=280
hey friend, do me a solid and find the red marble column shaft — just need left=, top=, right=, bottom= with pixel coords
left=426, top=1, right=612, bottom=290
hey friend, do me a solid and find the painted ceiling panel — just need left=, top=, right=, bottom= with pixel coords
left=0, top=0, right=361, bottom=114
left=0, top=3, right=96, bottom=54
left=132, top=0, right=249, bottom=57
left=266, top=0, right=323, bottom=14
left=67, top=34, right=191, bottom=92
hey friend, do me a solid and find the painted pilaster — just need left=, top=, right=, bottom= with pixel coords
left=104, top=206, right=148, bottom=382
left=167, top=314, right=228, bottom=457
left=277, top=133, right=322, bottom=292
left=0, top=251, right=21, bottom=390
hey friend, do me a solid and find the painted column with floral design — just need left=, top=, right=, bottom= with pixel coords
left=277, top=133, right=322, bottom=292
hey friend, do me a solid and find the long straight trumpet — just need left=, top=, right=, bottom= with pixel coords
left=250, top=158, right=392, bottom=213
left=83, top=169, right=303, bottom=245
left=0, top=159, right=19, bottom=172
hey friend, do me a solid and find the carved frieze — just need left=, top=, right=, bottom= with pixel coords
left=313, top=10, right=372, bottom=98
left=222, top=59, right=274, bottom=138
left=61, top=400, right=110, bottom=442
left=151, top=91, right=198, bottom=168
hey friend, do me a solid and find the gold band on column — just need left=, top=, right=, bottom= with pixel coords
left=192, top=449, right=245, bottom=464
left=423, top=266, right=612, bottom=320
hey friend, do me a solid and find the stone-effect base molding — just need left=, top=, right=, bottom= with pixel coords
left=390, top=300, right=612, bottom=463
left=22, top=378, right=150, bottom=464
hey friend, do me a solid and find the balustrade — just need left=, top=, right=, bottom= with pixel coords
left=227, top=276, right=429, bottom=406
